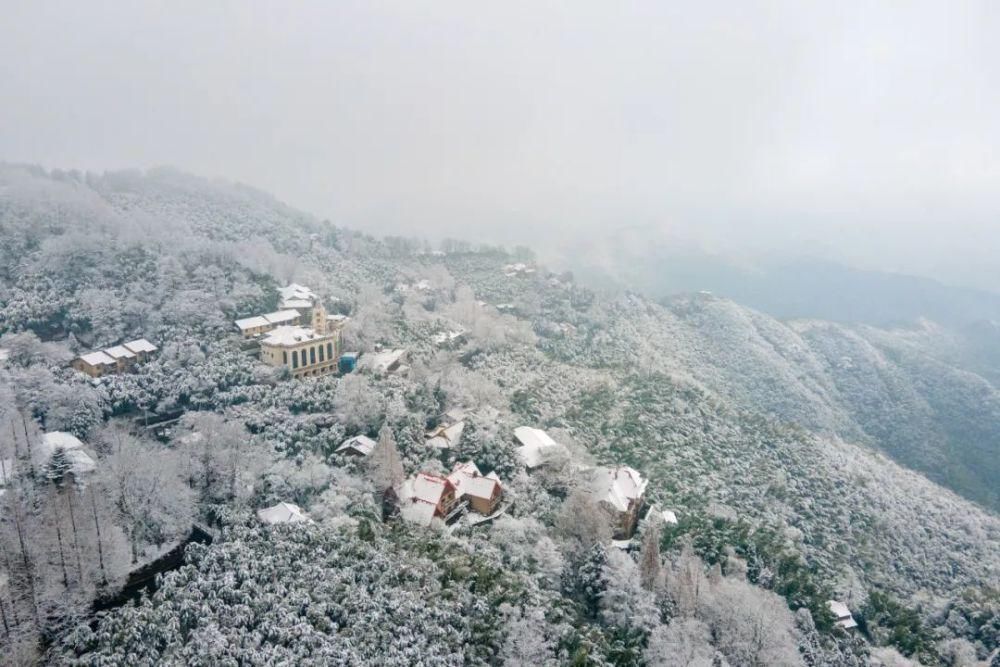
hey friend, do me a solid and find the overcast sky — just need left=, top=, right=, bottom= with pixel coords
left=2, top=1, right=998, bottom=290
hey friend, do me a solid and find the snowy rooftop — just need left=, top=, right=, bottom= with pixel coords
left=827, top=601, right=853, bottom=619
left=364, top=348, right=407, bottom=373
left=432, top=329, right=466, bottom=346
left=64, top=450, right=97, bottom=476
left=590, top=466, right=648, bottom=513
left=827, top=601, right=858, bottom=629
left=513, top=426, right=566, bottom=468
left=38, top=432, right=95, bottom=475
left=280, top=298, right=313, bottom=310
left=426, top=421, right=465, bottom=450
left=263, top=310, right=300, bottom=324
left=448, top=461, right=501, bottom=501
left=80, top=350, right=116, bottom=366
left=124, top=339, right=157, bottom=354
left=257, top=502, right=311, bottom=525
left=261, top=325, right=333, bottom=347
left=41, top=432, right=84, bottom=454
left=0, top=348, right=10, bottom=362
left=278, top=283, right=317, bottom=301
left=235, top=315, right=270, bottom=330
left=399, top=499, right=438, bottom=527
left=104, top=345, right=136, bottom=360
left=406, top=473, right=452, bottom=506
left=336, top=435, right=377, bottom=456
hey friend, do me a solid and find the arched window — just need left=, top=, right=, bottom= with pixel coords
left=310, top=347, right=316, bottom=365
left=292, top=350, right=298, bottom=368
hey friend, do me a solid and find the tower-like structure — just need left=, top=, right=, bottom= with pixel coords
left=311, top=300, right=327, bottom=335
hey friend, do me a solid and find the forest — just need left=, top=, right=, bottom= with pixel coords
left=0, top=165, right=997, bottom=666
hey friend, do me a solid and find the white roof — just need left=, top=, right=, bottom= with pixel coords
left=40, top=432, right=84, bottom=458
left=235, top=315, right=270, bottom=330
left=280, top=299, right=313, bottom=310
left=513, top=426, right=566, bottom=468
left=104, top=345, right=136, bottom=360
left=426, top=421, right=465, bottom=449
left=827, top=601, right=852, bottom=619
left=278, top=284, right=317, bottom=301
left=80, top=350, right=116, bottom=366
left=590, top=466, right=648, bottom=513
left=365, top=348, right=407, bottom=373
left=661, top=509, right=679, bottom=525
left=336, top=435, right=377, bottom=456
left=448, top=461, right=501, bottom=501
left=261, top=325, right=333, bottom=347
left=37, top=433, right=94, bottom=475
left=257, top=502, right=311, bottom=525
left=124, top=339, right=157, bottom=354
left=0, top=348, right=11, bottom=362
left=432, top=329, right=465, bottom=345
left=405, top=473, right=450, bottom=506
left=399, top=498, right=438, bottom=527
left=64, top=450, right=96, bottom=476
left=263, top=310, right=300, bottom=324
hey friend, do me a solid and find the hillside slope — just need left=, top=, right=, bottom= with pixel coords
left=1, top=166, right=997, bottom=664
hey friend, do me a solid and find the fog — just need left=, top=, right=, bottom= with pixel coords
left=2, top=1, right=998, bottom=291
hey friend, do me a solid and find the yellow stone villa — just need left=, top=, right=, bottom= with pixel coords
left=248, top=285, right=349, bottom=378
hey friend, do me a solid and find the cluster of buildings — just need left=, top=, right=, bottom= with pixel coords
left=72, top=339, right=158, bottom=378
left=396, top=461, right=504, bottom=527
left=328, top=422, right=651, bottom=538
left=514, top=426, right=650, bottom=539
left=236, top=284, right=351, bottom=379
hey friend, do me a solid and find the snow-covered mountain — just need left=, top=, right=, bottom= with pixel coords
left=1, top=165, right=997, bottom=665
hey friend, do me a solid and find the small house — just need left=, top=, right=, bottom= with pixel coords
left=432, top=329, right=466, bottom=347
left=448, top=461, right=503, bottom=516
left=278, top=284, right=319, bottom=311
left=827, top=601, right=858, bottom=630
left=364, top=348, right=408, bottom=376
left=73, top=350, right=117, bottom=378
left=397, top=472, right=461, bottom=525
left=123, top=339, right=158, bottom=363
left=336, top=435, right=377, bottom=457
left=425, top=418, right=465, bottom=450
left=513, top=426, right=567, bottom=469
left=38, top=432, right=96, bottom=477
left=257, top=502, right=312, bottom=525
left=589, top=465, right=648, bottom=539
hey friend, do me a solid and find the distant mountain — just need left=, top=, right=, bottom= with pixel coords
left=565, top=232, right=1000, bottom=510
left=567, top=233, right=1000, bottom=328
